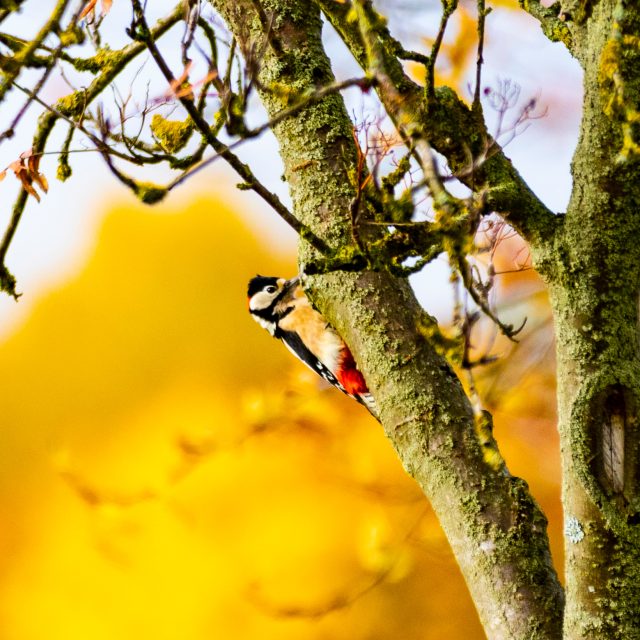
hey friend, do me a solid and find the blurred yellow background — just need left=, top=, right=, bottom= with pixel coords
left=0, top=194, right=561, bottom=639
left=0, top=0, right=585, bottom=633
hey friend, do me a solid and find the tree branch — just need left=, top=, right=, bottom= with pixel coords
left=0, top=189, right=27, bottom=299
left=209, top=1, right=564, bottom=637
left=518, top=0, right=574, bottom=50
left=167, top=75, right=374, bottom=188
left=0, top=0, right=70, bottom=102
left=0, top=3, right=184, bottom=298
left=129, top=0, right=330, bottom=254
left=317, top=0, right=561, bottom=248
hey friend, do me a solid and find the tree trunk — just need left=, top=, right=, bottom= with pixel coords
left=540, top=1, right=640, bottom=637
left=210, top=1, right=564, bottom=637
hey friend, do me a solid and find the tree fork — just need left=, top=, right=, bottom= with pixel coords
left=209, top=0, right=564, bottom=637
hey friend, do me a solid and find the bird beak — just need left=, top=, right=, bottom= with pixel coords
left=278, top=276, right=299, bottom=299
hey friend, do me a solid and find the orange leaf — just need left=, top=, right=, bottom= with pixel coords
left=79, top=0, right=98, bottom=19
left=101, top=0, right=113, bottom=16
left=18, top=171, right=40, bottom=202
left=33, top=172, right=49, bottom=194
left=0, top=169, right=6, bottom=183
left=168, top=62, right=194, bottom=100
left=9, top=157, right=45, bottom=202
left=27, top=152, right=41, bottom=177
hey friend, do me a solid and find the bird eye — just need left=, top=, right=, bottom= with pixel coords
left=265, top=285, right=277, bottom=294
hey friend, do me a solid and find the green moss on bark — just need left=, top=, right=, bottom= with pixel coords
left=212, top=1, right=566, bottom=637
left=544, top=1, right=640, bottom=636
left=150, top=114, right=193, bottom=153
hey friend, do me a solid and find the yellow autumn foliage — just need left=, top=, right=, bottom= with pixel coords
left=0, top=194, right=559, bottom=639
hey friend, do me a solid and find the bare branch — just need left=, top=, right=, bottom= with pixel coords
left=126, top=0, right=333, bottom=254
left=318, top=0, right=561, bottom=246
left=168, top=75, right=374, bottom=187
left=426, top=0, right=456, bottom=99
left=517, top=0, right=573, bottom=50
left=0, top=3, right=185, bottom=297
left=473, top=0, right=489, bottom=108
left=0, top=0, right=70, bottom=103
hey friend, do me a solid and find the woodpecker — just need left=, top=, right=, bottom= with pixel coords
left=247, top=275, right=377, bottom=417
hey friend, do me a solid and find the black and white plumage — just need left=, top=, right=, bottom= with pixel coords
left=247, top=275, right=377, bottom=417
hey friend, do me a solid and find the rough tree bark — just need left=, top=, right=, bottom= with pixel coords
left=210, top=0, right=640, bottom=638
left=3, top=0, right=638, bottom=637
left=211, top=1, right=565, bottom=638
left=542, top=1, right=640, bottom=637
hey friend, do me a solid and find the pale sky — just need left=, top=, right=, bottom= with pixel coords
left=0, top=1, right=582, bottom=338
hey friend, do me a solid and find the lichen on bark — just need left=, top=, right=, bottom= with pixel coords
left=210, top=1, right=564, bottom=637
left=543, top=0, right=640, bottom=636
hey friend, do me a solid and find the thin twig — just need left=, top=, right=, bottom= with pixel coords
left=11, top=81, right=143, bottom=164
left=426, top=1, right=455, bottom=99
left=128, top=0, right=331, bottom=255
left=168, top=75, right=373, bottom=190
left=457, top=254, right=526, bottom=341
left=0, top=0, right=70, bottom=103
left=0, top=46, right=60, bottom=143
left=181, top=0, right=200, bottom=66
left=473, top=0, right=488, bottom=108
left=0, top=3, right=184, bottom=299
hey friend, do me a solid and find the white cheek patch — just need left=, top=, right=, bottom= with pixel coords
left=249, top=291, right=274, bottom=311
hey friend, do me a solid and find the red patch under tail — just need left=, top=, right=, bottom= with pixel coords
left=336, top=347, right=368, bottom=395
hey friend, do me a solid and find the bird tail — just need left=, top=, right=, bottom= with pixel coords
left=358, top=392, right=379, bottom=419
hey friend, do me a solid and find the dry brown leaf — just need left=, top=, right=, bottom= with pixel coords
left=168, top=62, right=194, bottom=101
left=7, top=152, right=47, bottom=202
left=33, top=172, right=49, bottom=194
left=15, top=167, right=40, bottom=202
left=27, top=151, right=40, bottom=177
left=79, top=0, right=98, bottom=19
